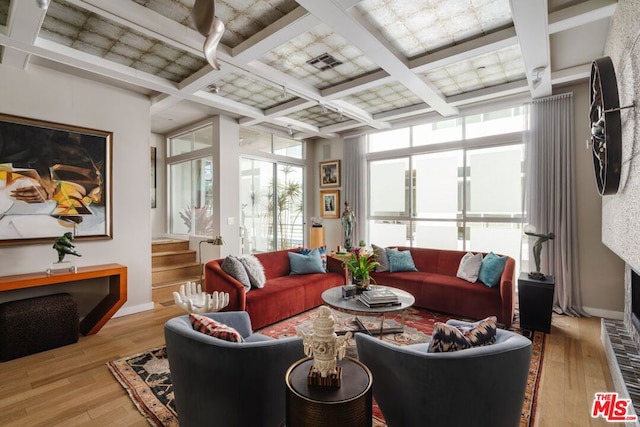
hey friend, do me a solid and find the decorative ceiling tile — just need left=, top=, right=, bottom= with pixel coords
left=421, top=45, right=526, bottom=96
left=40, top=1, right=207, bottom=83
left=356, top=0, right=512, bottom=58
left=215, top=72, right=296, bottom=109
left=262, top=23, right=379, bottom=89
left=344, top=82, right=423, bottom=115
left=132, top=0, right=298, bottom=49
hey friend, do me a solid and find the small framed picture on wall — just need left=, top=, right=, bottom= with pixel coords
left=319, top=160, right=340, bottom=188
left=320, top=190, right=340, bottom=219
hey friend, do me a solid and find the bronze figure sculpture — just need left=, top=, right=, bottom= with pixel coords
left=524, top=225, right=554, bottom=280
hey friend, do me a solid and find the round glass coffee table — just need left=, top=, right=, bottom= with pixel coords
left=321, top=286, right=415, bottom=336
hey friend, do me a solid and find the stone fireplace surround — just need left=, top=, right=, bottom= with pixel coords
left=602, top=264, right=640, bottom=426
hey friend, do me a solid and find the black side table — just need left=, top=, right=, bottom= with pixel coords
left=285, top=357, right=373, bottom=427
left=518, top=272, right=555, bottom=333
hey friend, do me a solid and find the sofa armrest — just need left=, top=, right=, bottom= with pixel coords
left=327, top=255, right=348, bottom=284
left=498, top=256, right=516, bottom=328
left=204, top=260, right=247, bottom=312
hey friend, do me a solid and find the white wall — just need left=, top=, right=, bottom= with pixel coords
left=150, top=133, right=166, bottom=239
left=0, top=64, right=153, bottom=316
left=311, top=138, right=345, bottom=252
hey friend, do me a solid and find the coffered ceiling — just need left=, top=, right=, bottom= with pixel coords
left=0, top=0, right=617, bottom=139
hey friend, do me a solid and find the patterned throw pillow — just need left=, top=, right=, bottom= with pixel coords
left=386, top=249, right=418, bottom=273
left=189, top=314, right=244, bottom=343
left=372, top=244, right=390, bottom=272
left=428, top=316, right=497, bottom=353
left=456, top=252, right=483, bottom=283
left=237, top=254, right=266, bottom=288
left=221, top=256, right=252, bottom=292
left=478, top=252, right=507, bottom=288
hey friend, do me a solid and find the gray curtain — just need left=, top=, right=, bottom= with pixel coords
left=525, top=93, right=587, bottom=316
left=343, top=135, right=367, bottom=247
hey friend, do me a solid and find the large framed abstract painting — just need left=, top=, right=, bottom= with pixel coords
left=0, top=113, right=112, bottom=245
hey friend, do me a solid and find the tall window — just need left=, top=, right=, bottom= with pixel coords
left=167, top=125, right=214, bottom=236
left=368, top=106, right=526, bottom=266
left=239, top=128, right=305, bottom=253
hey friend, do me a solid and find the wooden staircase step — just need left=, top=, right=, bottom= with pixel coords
left=152, top=250, right=197, bottom=268
left=152, top=263, right=202, bottom=284
left=151, top=239, right=190, bottom=253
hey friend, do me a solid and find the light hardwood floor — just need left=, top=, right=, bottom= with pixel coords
left=0, top=304, right=615, bottom=427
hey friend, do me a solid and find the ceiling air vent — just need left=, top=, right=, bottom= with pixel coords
left=306, top=53, right=342, bottom=71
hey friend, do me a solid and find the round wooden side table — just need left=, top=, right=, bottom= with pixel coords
left=285, top=356, right=373, bottom=427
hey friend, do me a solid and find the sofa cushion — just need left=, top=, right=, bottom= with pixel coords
left=456, top=252, right=483, bottom=283
left=189, top=314, right=244, bottom=343
left=372, top=244, right=391, bottom=272
left=478, top=252, right=507, bottom=288
left=221, top=256, right=252, bottom=292
left=300, top=245, right=328, bottom=271
left=428, top=316, right=497, bottom=353
left=387, top=249, right=418, bottom=273
left=289, top=249, right=326, bottom=275
left=237, top=254, right=266, bottom=288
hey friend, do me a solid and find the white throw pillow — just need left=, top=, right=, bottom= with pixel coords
left=237, top=254, right=266, bottom=288
left=456, top=252, right=483, bottom=283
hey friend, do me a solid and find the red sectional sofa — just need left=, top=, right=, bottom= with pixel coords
left=203, top=248, right=345, bottom=330
left=370, top=246, right=516, bottom=328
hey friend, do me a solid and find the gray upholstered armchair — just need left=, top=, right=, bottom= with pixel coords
left=355, top=319, right=532, bottom=427
left=164, top=311, right=305, bottom=427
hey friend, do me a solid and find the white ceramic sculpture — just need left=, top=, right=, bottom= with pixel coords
left=173, top=281, right=229, bottom=314
left=298, top=306, right=351, bottom=378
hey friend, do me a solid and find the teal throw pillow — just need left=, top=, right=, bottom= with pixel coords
left=386, top=249, right=418, bottom=273
left=289, top=249, right=326, bottom=275
left=478, top=252, right=507, bottom=288
left=300, top=245, right=327, bottom=271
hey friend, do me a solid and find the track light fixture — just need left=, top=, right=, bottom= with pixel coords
left=530, top=66, right=546, bottom=89
left=36, top=0, right=50, bottom=10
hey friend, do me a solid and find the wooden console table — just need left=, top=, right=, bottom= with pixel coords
left=0, top=263, right=127, bottom=336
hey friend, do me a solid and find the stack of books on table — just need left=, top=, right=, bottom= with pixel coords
left=357, top=288, right=400, bottom=308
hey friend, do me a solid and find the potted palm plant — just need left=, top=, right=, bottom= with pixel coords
left=343, top=247, right=379, bottom=293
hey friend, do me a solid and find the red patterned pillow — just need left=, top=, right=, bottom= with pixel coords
left=189, top=314, right=244, bottom=343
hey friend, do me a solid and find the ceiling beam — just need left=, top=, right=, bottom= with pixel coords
left=548, top=0, right=617, bottom=34
left=1, top=0, right=47, bottom=68
left=64, top=0, right=379, bottom=132
left=296, top=0, right=458, bottom=117
left=410, top=27, right=519, bottom=73
left=509, top=0, right=552, bottom=98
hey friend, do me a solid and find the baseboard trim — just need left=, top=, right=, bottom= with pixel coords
left=114, top=302, right=155, bottom=318
left=584, top=306, right=624, bottom=320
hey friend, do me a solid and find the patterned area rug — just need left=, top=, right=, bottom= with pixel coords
left=107, top=307, right=545, bottom=427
